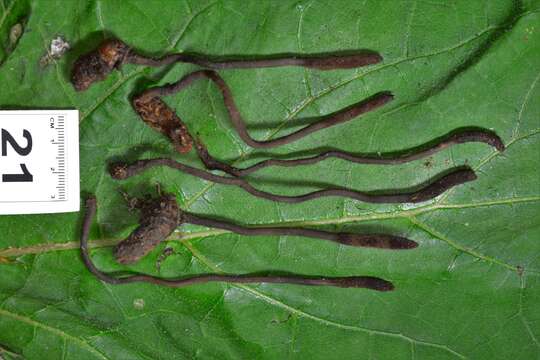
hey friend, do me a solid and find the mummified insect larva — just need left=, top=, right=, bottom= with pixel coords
left=113, top=194, right=179, bottom=264
left=131, top=95, right=193, bottom=153
left=71, top=39, right=129, bottom=92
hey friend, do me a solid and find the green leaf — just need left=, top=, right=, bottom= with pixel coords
left=0, top=0, right=29, bottom=66
left=1, top=0, right=539, bottom=358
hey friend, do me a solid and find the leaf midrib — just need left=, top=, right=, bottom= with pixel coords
left=1, top=195, right=538, bottom=261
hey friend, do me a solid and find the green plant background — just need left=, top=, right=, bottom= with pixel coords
left=0, top=0, right=539, bottom=359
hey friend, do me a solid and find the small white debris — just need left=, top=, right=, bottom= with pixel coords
left=133, top=298, right=145, bottom=310
left=40, top=36, right=70, bottom=67
left=49, top=36, right=70, bottom=58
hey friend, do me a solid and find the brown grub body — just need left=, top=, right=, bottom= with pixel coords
left=114, top=194, right=179, bottom=264
left=132, top=95, right=193, bottom=153
left=71, top=39, right=129, bottom=91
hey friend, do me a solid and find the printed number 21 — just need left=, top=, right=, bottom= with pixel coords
left=1, top=129, right=33, bottom=182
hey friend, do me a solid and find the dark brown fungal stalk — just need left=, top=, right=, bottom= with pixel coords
left=132, top=95, right=193, bottom=153
left=135, top=70, right=393, bottom=151
left=109, top=158, right=476, bottom=204
left=71, top=37, right=382, bottom=91
left=195, top=128, right=506, bottom=177
left=127, top=49, right=382, bottom=70
left=181, top=212, right=418, bottom=250
left=114, top=192, right=417, bottom=264
left=81, top=196, right=394, bottom=291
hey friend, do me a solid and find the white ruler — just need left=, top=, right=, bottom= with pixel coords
left=0, top=110, right=79, bottom=214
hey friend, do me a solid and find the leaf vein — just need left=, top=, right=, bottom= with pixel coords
left=182, top=240, right=467, bottom=359
left=1, top=196, right=539, bottom=258
left=0, top=308, right=110, bottom=360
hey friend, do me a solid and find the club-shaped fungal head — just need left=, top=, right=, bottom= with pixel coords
left=71, top=38, right=129, bottom=91
left=451, top=130, right=506, bottom=152
left=334, top=276, right=394, bottom=291
left=303, top=51, right=383, bottom=70
left=411, top=168, right=477, bottom=203
left=132, top=95, right=193, bottom=153
left=349, top=91, right=394, bottom=117
left=338, top=233, right=418, bottom=249
left=114, top=193, right=179, bottom=264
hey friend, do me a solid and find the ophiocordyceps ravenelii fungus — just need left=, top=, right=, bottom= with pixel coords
left=132, top=70, right=393, bottom=152
left=71, top=37, right=383, bottom=91
left=193, top=128, right=505, bottom=177
left=108, top=157, right=477, bottom=204
left=110, top=192, right=417, bottom=265
left=81, top=196, right=395, bottom=291
left=71, top=39, right=389, bottom=153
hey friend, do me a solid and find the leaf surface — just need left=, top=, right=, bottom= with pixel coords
left=0, top=1, right=539, bottom=359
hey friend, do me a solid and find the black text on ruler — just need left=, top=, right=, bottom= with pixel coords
left=0, top=110, right=79, bottom=214
left=50, top=115, right=67, bottom=200
left=1, top=128, right=33, bottom=182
